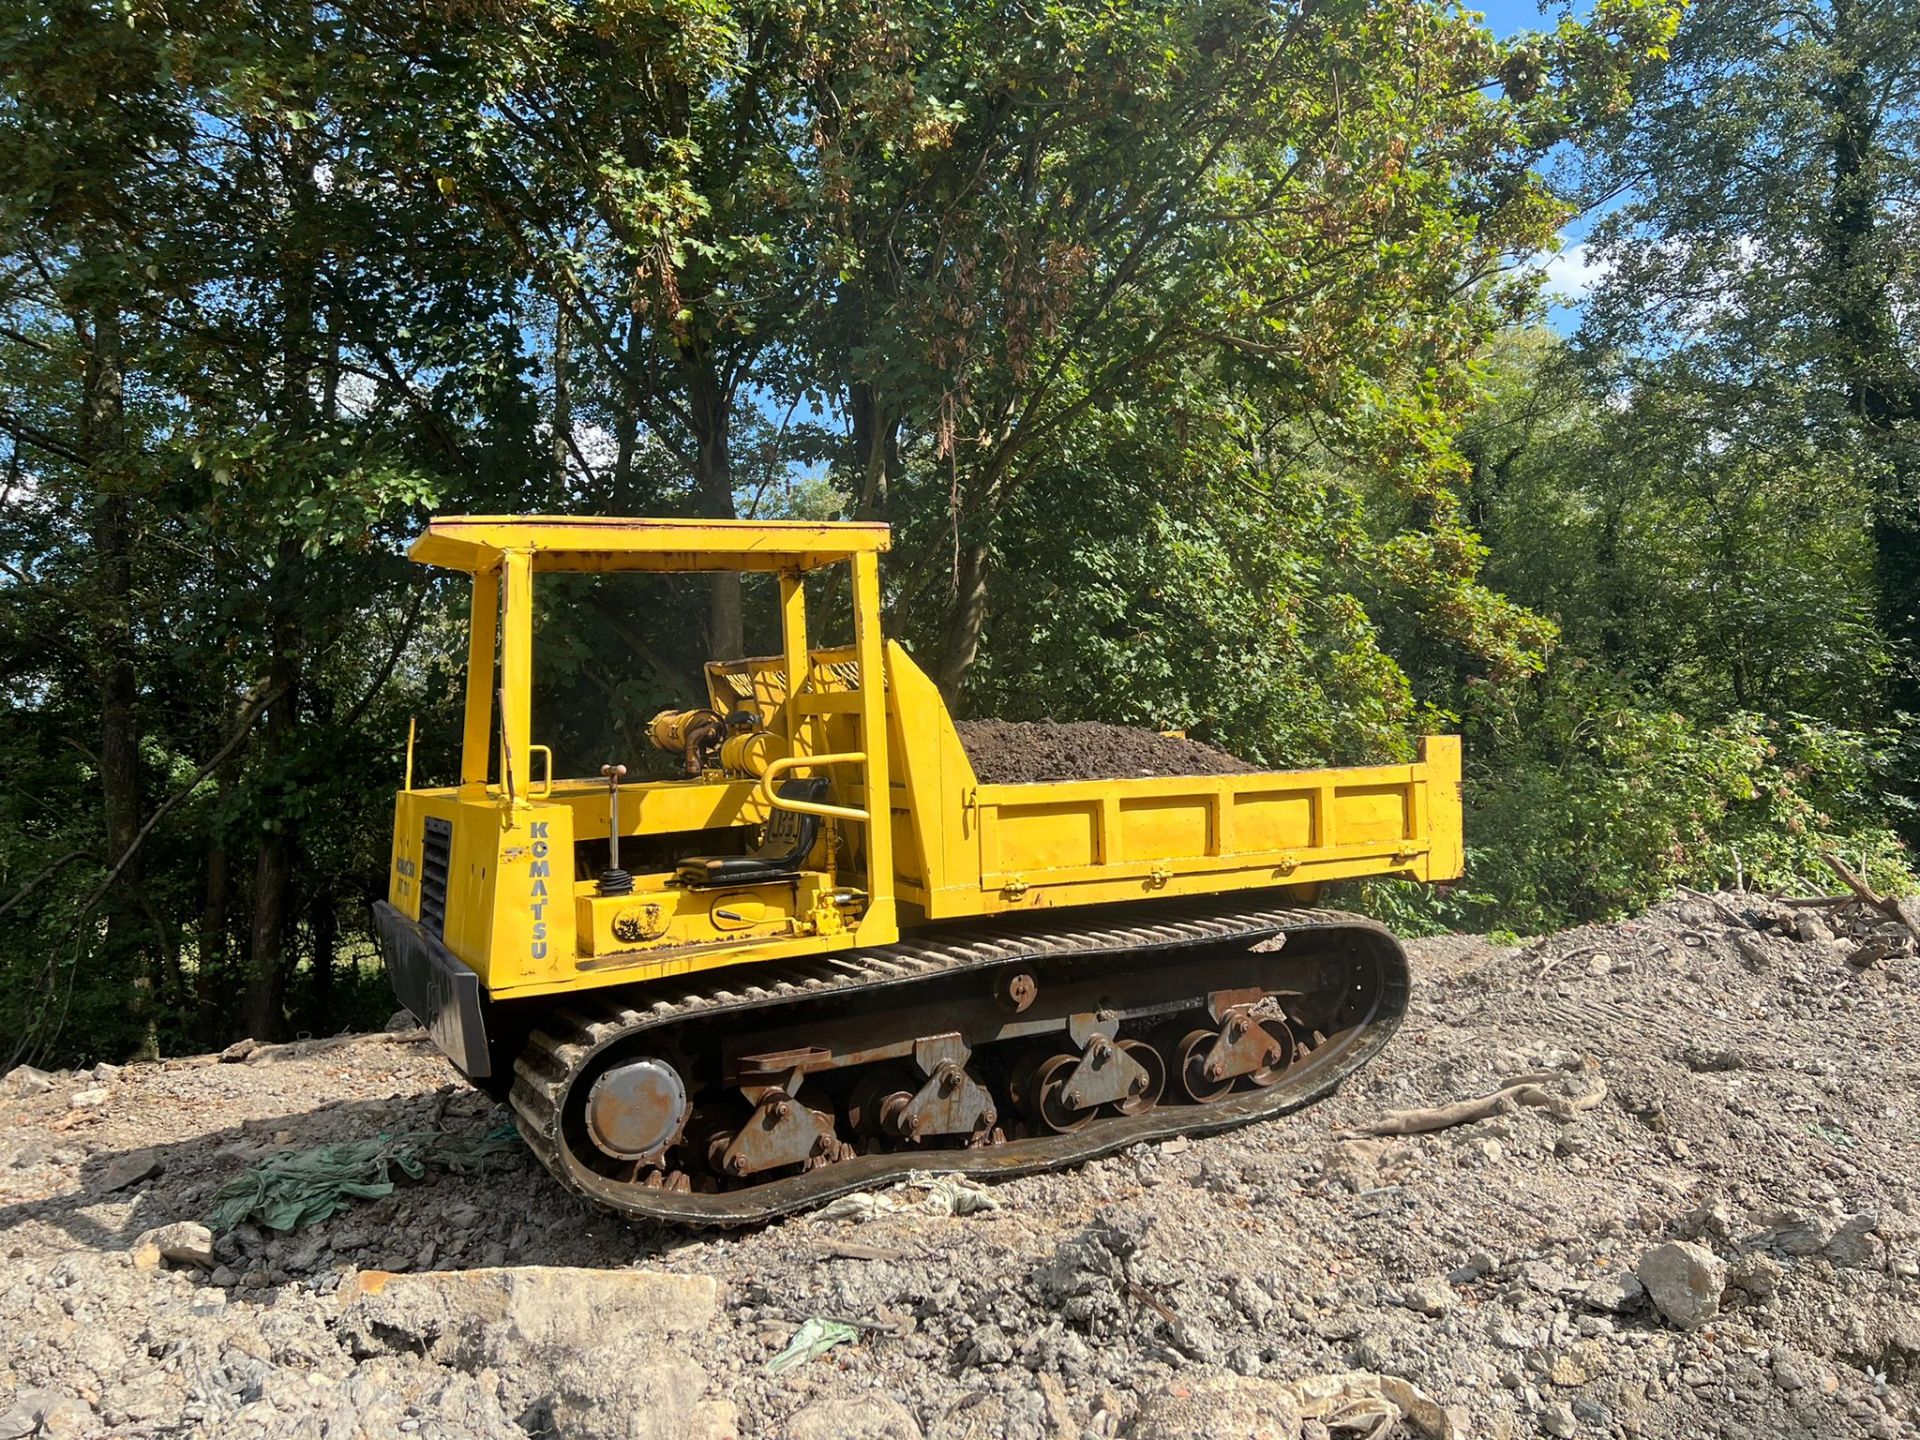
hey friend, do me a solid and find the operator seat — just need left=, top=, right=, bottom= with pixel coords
left=674, top=777, right=831, bottom=888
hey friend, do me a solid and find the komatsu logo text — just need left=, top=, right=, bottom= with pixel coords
left=529, top=821, right=551, bottom=960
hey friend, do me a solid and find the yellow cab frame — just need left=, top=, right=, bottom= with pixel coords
left=382, top=517, right=898, bottom=1019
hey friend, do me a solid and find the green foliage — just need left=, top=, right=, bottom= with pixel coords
left=955, top=401, right=1422, bottom=767
left=1463, top=674, right=1909, bottom=931
left=1360, top=322, right=1919, bottom=939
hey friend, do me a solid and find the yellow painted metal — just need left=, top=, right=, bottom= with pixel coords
left=571, top=872, right=840, bottom=959
left=848, top=549, right=896, bottom=937
left=459, top=570, right=497, bottom=789
left=876, top=643, right=1463, bottom=918
left=499, top=551, right=533, bottom=807
left=757, top=752, right=870, bottom=822
left=527, top=745, right=554, bottom=799
left=386, top=514, right=1464, bottom=1004
left=411, top=515, right=890, bottom=575
left=719, top=728, right=784, bottom=777
left=779, top=571, right=809, bottom=759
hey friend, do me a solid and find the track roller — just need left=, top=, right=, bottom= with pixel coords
left=1158, top=1023, right=1236, bottom=1104
left=1011, top=1048, right=1096, bottom=1134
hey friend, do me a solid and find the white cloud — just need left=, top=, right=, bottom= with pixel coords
left=1536, top=241, right=1610, bottom=304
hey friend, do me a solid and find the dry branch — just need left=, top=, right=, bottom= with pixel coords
left=1821, top=853, right=1920, bottom=945
left=1337, top=1063, right=1607, bottom=1139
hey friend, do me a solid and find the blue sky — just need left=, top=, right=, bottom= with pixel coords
left=1475, top=0, right=1556, bottom=37
left=1470, top=0, right=1613, bottom=327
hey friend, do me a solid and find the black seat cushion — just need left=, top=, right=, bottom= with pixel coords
left=675, top=777, right=830, bottom=888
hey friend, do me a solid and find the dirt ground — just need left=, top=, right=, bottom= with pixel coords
left=0, top=891, right=1915, bottom=1439
left=955, top=720, right=1258, bottom=784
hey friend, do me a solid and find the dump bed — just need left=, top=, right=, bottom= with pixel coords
left=882, top=645, right=1462, bottom=920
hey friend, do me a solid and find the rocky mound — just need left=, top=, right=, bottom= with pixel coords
left=955, top=719, right=1258, bottom=784
left=0, top=890, right=1915, bottom=1438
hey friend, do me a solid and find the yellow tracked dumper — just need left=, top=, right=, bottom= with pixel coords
left=373, top=516, right=1463, bottom=1223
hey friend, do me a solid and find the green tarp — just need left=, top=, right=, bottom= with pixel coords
left=208, top=1125, right=522, bottom=1232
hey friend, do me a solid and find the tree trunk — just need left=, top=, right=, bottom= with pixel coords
left=1820, top=0, right=1920, bottom=722
left=933, top=539, right=993, bottom=706
left=308, top=879, right=337, bottom=1034
left=848, top=380, right=898, bottom=522
left=80, top=300, right=152, bottom=1032
left=243, top=565, right=303, bottom=1042
left=245, top=113, right=321, bottom=1041
left=95, top=512, right=140, bottom=874
left=196, top=831, right=231, bottom=1046
left=612, top=312, right=645, bottom=509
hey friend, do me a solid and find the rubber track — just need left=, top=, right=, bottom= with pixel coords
left=508, top=896, right=1408, bottom=1225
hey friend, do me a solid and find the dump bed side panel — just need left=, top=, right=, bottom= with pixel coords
left=883, top=645, right=1465, bottom=921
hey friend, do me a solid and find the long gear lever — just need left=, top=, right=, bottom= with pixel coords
left=598, top=762, right=633, bottom=896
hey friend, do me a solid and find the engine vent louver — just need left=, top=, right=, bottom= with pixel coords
left=420, top=817, right=452, bottom=937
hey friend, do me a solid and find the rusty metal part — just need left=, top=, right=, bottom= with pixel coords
left=509, top=898, right=1409, bottom=1225
left=1159, top=1023, right=1234, bottom=1104
left=712, top=960, right=1299, bottom=1089
left=887, top=1034, right=996, bottom=1140
left=1198, top=998, right=1291, bottom=1088
left=1055, top=1031, right=1150, bottom=1111
left=730, top=1046, right=832, bottom=1086
left=1108, top=1038, right=1166, bottom=1116
left=847, top=1064, right=915, bottom=1136
left=995, top=969, right=1039, bottom=1013
left=583, top=1057, right=690, bottom=1163
left=894, top=1060, right=995, bottom=1139
left=715, top=1089, right=834, bottom=1177
left=1023, top=1051, right=1095, bottom=1133
left=1245, top=1022, right=1299, bottom=1088
left=647, top=708, right=725, bottom=775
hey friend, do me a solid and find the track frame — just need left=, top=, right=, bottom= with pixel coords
left=508, top=896, right=1408, bottom=1225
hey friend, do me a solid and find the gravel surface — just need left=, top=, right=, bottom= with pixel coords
left=1, top=891, right=1915, bottom=1438
left=954, top=720, right=1258, bottom=784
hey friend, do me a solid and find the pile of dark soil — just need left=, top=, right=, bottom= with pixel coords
left=954, top=718, right=1259, bottom=784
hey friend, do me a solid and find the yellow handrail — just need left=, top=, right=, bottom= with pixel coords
left=528, top=744, right=554, bottom=799
left=757, top=751, right=869, bottom=822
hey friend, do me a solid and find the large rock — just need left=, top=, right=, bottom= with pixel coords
left=293, top=1362, right=529, bottom=1440
left=339, top=1266, right=731, bottom=1440
left=1821, top=1212, right=1883, bottom=1269
left=787, top=1395, right=924, bottom=1440
left=1402, top=1276, right=1454, bottom=1317
left=340, top=1265, right=720, bottom=1357
left=1635, top=1241, right=1727, bottom=1330
left=1131, top=1373, right=1456, bottom=1440
left=0, top=1390, right=94, bottom=1440
left=131, top=1222, right=215, bottom=1270
left=2, top=1063, right=53, bottom=1096
left=1126, top=1373, right=1305, bottom=1440
left=98, top=1147, right=163, bottom=1193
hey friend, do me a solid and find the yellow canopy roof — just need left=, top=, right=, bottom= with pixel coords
left=408, top=515, right=892, bottom=574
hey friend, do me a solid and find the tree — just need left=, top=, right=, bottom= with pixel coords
left=1575, top=0, right=1920, bottom=724
left=0, top=0, right=1696, bottom=1065
left=803, top=0, right=1676, bottom=699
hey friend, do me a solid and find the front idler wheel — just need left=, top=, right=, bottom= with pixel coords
left=583, top=1056, right=691, bottom=1167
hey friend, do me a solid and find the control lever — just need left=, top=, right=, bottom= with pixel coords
left=598, top=762, right=633, bottom=896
